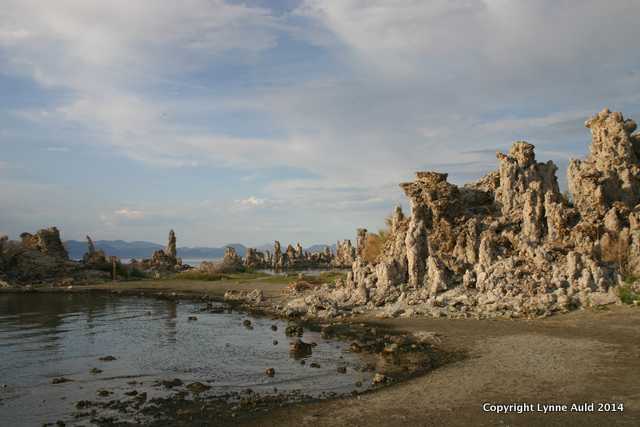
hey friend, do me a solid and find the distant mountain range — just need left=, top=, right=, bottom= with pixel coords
left=64, top=240, right=336, bottom=260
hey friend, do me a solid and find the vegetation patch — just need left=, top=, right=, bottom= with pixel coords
left=618, top=283, right=640, bottom=305
left=175, top=271, right=229, bottom=281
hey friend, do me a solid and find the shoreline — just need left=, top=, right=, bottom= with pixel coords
left=3, top=279, right=639, bottom=425
left=1, top=279, right=451, bottom=426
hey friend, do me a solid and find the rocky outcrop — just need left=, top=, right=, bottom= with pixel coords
left=129, top=230, right=188, bottom=274
left=200, top=246, right=245, bottom=274
left=568, top=109, right=640, bottom=218
left=82, top=235, right=108, bottom=267
left=356, top=228, right=367, bottom=258
left=286, top=109, right=639, bottom=319
left=1, top=227, right=112, bottom=285
left=151, top=230, right=180, bottom=268
left=244, top=247, right=268, bottom=269
left=244, top=241, right=336, bottom=271
left=333, top=240, right=356, bottom=268
left=20, top=227, right=69, bottom=259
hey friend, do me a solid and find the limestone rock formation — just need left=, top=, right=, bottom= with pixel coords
left=244, top=247, right=268, bottom=269
left=20, top=227, right=69, bottom=259
left=244, top=241, right=336, bottom=271
left=569, top=109, right=640, bottom=218
left=333, top=240, right=356, bottom=268
left=149, top=230, right=180, bottom=269
left=0, top=227, right=90, bottom=284
left=82, top=235, right=108, bottom=267
left=286, top=109, right=640, bottom=319
left=167, top=230, right=177, bottom=259
left=200, top=246, right=245, bottom=274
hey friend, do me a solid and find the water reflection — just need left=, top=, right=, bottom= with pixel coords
left=0, top=293, right=371, bottom=426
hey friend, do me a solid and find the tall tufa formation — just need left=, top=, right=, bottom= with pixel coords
left=151, top=230, right=179, bottom=269
left=83, top=235, right=108, bottom=267
left=167, top=230, right=177, bottom=259
left=285, top=109, right=640, bottom=319
left=20, top=227, right=69, bottom=260
left=333, top=240, right=356, bottom=267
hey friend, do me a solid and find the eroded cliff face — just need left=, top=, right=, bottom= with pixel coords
left=1, top=227, right=86, bottom=285
left=285, top=109, right=640, bottom=319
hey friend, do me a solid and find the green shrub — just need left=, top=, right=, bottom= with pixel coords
left=175, top=270, right=229, bottom=281
left=618, top=284, right=640, bottom=305
left=127, top=268, right=147, bottom=279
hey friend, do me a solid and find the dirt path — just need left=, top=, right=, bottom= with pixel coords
left=244, top=306, right=640, bottom=426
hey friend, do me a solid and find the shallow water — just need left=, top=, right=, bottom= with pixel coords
left=0, top=293, right=371, bottom=426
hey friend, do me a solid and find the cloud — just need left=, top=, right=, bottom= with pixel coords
left=46, top=146, right=70, bottom=152
left=113, top=208, right=145, bottom=220
left=236, top=196, right=266, bottom=208
left=2, top=1, right=640, bottom=245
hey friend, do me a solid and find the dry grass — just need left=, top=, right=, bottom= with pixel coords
left=600, top=232, right=630, bottom=275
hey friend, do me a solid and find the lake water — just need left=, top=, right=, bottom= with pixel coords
left=0, top=293, right=371, bottom=426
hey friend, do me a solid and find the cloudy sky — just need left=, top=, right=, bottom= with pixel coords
left=1, top=0, right=639, bottom=247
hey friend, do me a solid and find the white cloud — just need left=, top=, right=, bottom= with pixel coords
left=236, top=196, right=266, bottom=208
left=3, top=1, right=640, bottom=245
left=114, top=208, right=145, bottom=220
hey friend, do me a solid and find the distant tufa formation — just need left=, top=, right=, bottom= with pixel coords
left=242, top=239, right=361, bottom=271
left=0, top=228, right=191, bottom=286
left=131, top=229, right=187, bottom=273
left=285, top=109, right=640, bottom=319
left=0, top=227, right=109, bottom=286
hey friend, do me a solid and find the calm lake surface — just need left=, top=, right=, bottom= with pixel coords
left=0, top=293, right=371, bottom=426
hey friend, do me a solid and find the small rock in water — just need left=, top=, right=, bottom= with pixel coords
left=349, top=342, right=362, bottom=353
left=272, top=340, right=278, bottom=345
left=98, top=355, right=116, bottom=362
left=337, top=366, right=347, bottom=374
left=372, top=373, right=387, bottom=385
left=161, top=378, right=183, bottom=388
left=97, top=390, right=111, bottom=397
left=242, top=319, right=253, bottom=329
left=285, top=324, right=303, bottom=337
left=310, top=362, right=321, bottom=368
left=188, top=316, right=198, bottom=321
left=355, top=381, right=363, bottom=387
left=124, top=390, right=138, bottom=396
left=75, top=400, right=91, bottom=409
left=265, top=368, right=275, bottom=377
left=289, top=339, right=313, bottom=358
left=270, top=325, right=278, bottom=331
left=89, top=368, right=103, bottom=375
left=50, top=377, right=72, bottom=385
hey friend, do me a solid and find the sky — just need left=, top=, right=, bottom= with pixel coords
left=1, top=0, right=640, bottom=247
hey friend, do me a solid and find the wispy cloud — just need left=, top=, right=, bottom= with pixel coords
left=2, top=1, right=640, bottom=245
left=236, top=196, right=266, bottom=208
left=113, top=208, right=145, bottom=220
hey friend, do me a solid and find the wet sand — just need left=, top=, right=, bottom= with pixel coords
left=248, top=305, right=640, bottom=426
left=19, top=279, right=640, bottom=426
